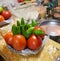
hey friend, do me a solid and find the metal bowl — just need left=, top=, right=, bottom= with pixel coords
left=40, top=19, right=60, bottom=26
left=7, top=36, right=46, bottom=56
left=40, top=19, right=60, bottom=36
left=40, top=19, right=60, bottom=43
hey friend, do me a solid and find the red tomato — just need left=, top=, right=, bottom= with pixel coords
left=17, top=0, right=24, bottom=2
left=4, top=32, right=13, bottom=45
left=34, top=25, right=45, bottom=39
left=27, top=34, right=42, bottom=50
left=34, top=25, right=45, bottom=32
left=12, top=35, right=26, bottom=51
left=1, top=10, right=12, bottom=20
left=0, top=15, right=5, bottom=22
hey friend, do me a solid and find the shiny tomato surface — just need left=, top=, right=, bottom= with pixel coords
left=34, top=25, right=45, bottom=39
left=4, top=32, right=13, bottom=45
left=0, top=15, right=5, bottom=22
left=27, top=34, right=42, bottom=50
left=12, top=35, right=27, bottom=51
left=1, top=10, right=12, bottom=20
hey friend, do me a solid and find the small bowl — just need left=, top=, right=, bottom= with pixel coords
left=7, top=36, right=47, bottom=56
left=0, top=18, right=12, bottom=27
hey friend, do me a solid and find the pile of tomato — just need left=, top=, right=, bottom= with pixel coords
left=0, top=6, right=12, bottom=22
left=4, top=18, right=45, bottom=51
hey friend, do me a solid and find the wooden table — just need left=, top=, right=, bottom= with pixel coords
left=0, top=24, right=60, bottom=61
left=0, top=3, right=60, bottom=61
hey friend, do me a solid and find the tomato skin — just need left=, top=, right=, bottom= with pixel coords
left=34, top=25, right=40, bottom=30
left=17, top=0, right=24, bottom=2
left=39, top=34, right=45, bottom=39
left=1, top=10, right=12, bottom=20
left=4, top=32, right=13, bottom=45
left=34, top=25, right=45, bottom=33
left=37, top=36, right=42, bottom=45
left=34, top=26, right=45, bottom=39
left=12, top=35, right=26, bottom=51
left=27, top=34, right=42, bottom=50
left=0, top=15, right=5, bottom=22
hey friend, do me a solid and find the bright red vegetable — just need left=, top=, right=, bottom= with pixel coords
left=0, top=15, right=5, bottom=22
left=12, top=35, right=27, bottom=51
left=4, top=31, right=13, bottom=45
left=1, top=10, right=12, bottom=20
left=27, top=34, right=42, bottom=50
left=34, top=26, right=45, bottom=39
left=17, top=0, right=24, bottom=3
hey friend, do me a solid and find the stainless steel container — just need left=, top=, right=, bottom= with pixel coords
left=40, top=19, right=60, bottom=43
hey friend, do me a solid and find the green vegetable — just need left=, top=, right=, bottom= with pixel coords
left=16, top=26, right=21, bottom=34
left=0, top=6, right=3, bottom=13
left=31, top=19, right=37, bottom=27
left=20, top=25, right=25, bottom=35
left=28, top=24, right=33, bottom=28
left=12, top=18, right=40, bottom=38
left=33, top=30, right=44, bottom=35
left=12, top=24, right=21, bottom=35
left=24, top=27, right=34, bottom=38
left=21, top=18, right=25, bottom=25
left=20, top=25, right=34, bottom=38
left=12, top=25, right=17, bottom=35
left=17, top=20, right=20, bottom=26
left=25, top=24, right=32, bottom=30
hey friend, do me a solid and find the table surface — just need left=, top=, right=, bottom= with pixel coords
left=0, top=25, right=60, bottom=61
left=0, top=2, right=60, bottom=61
